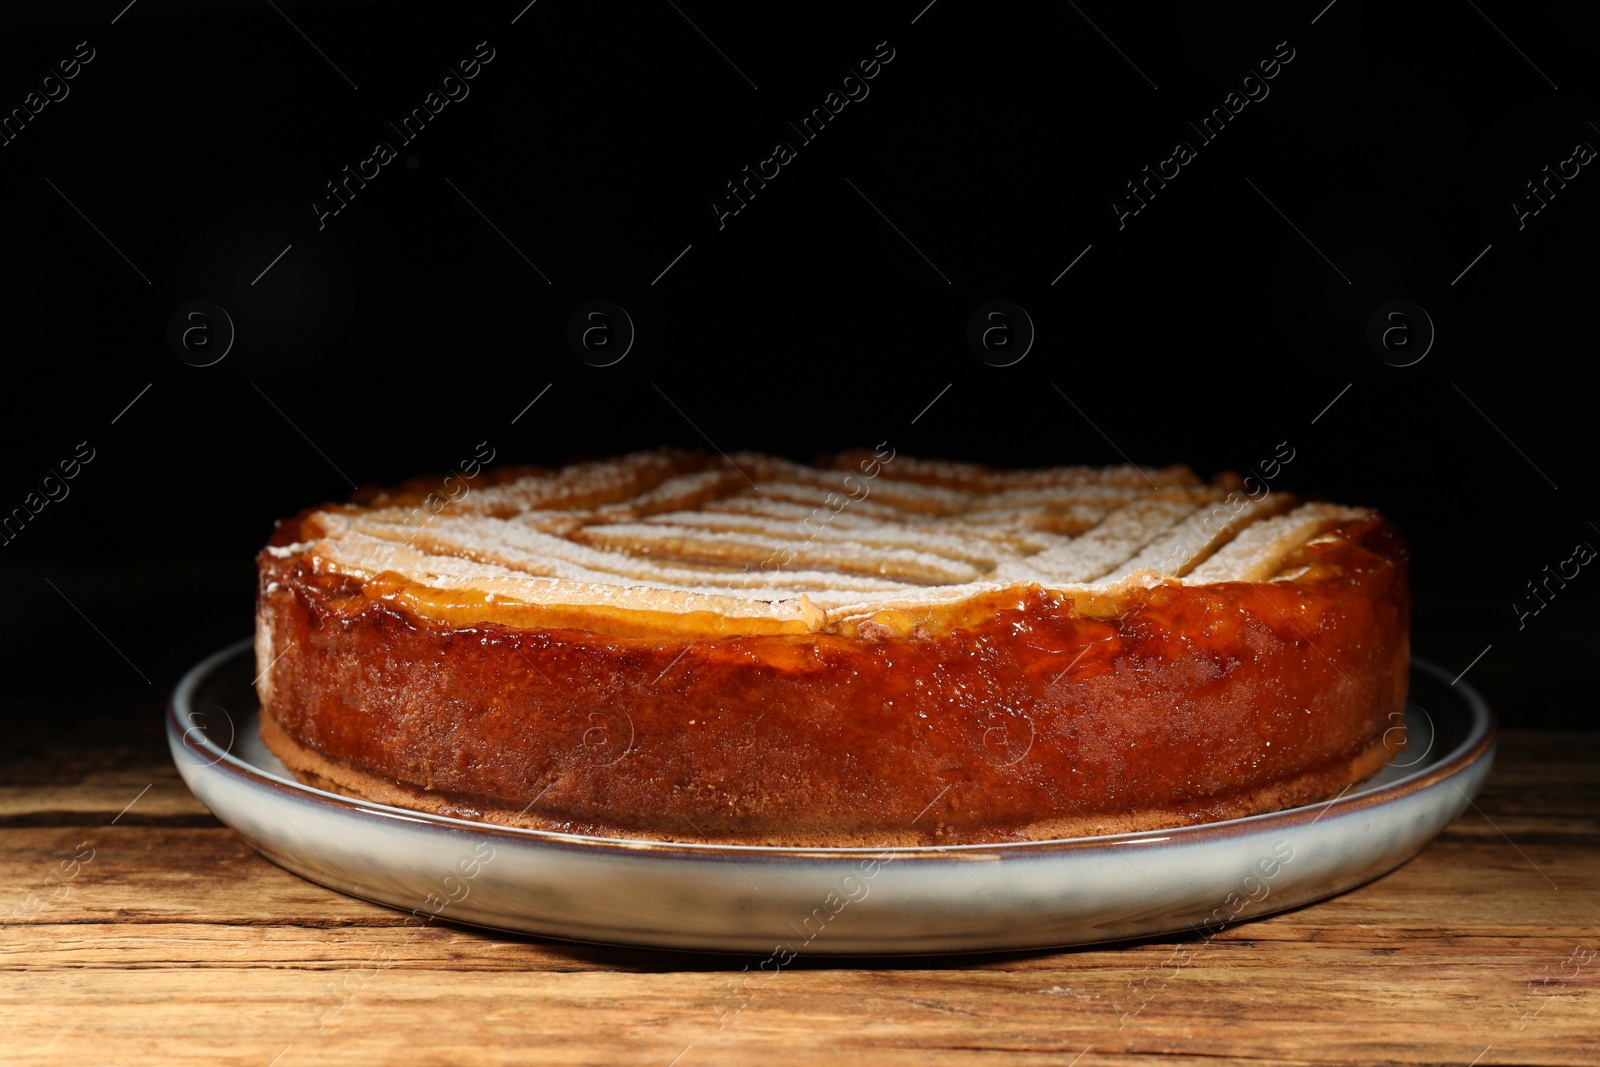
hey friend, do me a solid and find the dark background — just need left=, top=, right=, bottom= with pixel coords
left=0, top=0, right=1593, bottom=729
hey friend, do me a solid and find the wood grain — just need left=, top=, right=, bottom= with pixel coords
left=2, top=718, right=1595, bottom=1066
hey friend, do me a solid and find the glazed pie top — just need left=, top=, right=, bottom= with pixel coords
left=266, top=448, right=1366, bottom=642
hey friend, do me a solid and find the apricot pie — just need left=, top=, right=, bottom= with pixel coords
left=254, top=448, right=1409, bottom=846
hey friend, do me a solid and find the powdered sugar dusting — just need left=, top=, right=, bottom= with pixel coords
left=286, top=450, right=1373, bottom=633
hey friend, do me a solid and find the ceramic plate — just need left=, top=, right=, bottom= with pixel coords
left=169, top=641, right=1494, bottom=955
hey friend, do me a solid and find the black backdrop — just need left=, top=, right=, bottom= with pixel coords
left=0, top=0, right=1594, bottom=729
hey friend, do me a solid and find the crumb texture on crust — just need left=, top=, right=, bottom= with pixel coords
left=269, top=449, right=1373, bottom=639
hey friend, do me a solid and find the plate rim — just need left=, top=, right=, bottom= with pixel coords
left=171, top=638, right=1497, bottom=861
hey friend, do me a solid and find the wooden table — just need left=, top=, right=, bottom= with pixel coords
left=3, top=705, right=1596, bottom=1066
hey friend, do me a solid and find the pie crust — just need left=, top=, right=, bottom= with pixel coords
left=254, top=449, right=1409, bottom=846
